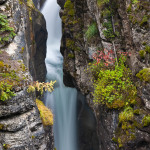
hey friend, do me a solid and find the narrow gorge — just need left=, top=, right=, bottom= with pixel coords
left=0, top=0, right=150, bottom=150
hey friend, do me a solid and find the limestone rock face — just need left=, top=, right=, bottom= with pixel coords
left=0, top=0, right=53, bottom=149
left=0, top=90, right=47, bottom=150
left=59, top=0, right=150, bottom=149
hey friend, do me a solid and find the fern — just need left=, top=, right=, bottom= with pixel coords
left=85, top=22, right=98, bottom=40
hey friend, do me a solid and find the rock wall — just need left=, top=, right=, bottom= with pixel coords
left=0, top=0, right=53, bottom=149
left=59, top=0, right=150, bottom=149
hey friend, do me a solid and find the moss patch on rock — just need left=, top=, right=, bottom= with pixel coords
left=36, top=99, right=53, bottom=126
left=136, top=68, right=150, bottom=82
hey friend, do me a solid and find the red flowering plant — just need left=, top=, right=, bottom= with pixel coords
left=88, top=48, right=131, bottom=80
left=92, top=49, right=115, bottom=66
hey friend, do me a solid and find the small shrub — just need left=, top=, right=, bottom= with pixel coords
left=27, top=81, right=56, bottom=95
left=93, top=56, right=136, bottom=109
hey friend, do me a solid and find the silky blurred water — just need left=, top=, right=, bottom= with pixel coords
left=41, top=0, right=77, bottom=150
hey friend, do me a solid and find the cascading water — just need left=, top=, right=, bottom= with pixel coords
left=41, top=1, right=77, bottom=150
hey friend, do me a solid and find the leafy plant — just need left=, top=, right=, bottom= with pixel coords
left=0, top=14, right=16, bottom=44
left=85, top=22, right=98, bottom=40
left=103, top=21, right=115, bottom=39
left=0, top=82, right=16, bottom=101
left=27, top=81, right=56, bottom=95
left=92, top=55, right=136, bottom=109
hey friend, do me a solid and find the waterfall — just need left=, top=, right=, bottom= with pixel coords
left=41, top=1, right=78, bottom=150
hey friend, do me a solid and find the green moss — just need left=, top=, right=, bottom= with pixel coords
left=3, top=144, right=10, bottom=149
left=142, top=41, right=147, bottom=46
left=31, top=135, right=35, bottom=139
left=139, top=50, right=146, bottom=59
left=0, top=124, right=4, bottom=130
left=127, top=4, right=132, bottom=13
left=20, top=47, right=24, bottom=54
left=133, top=109, right=140, bottom=115
left=132, top=0, right=139, bottom=4
left=63, top=0, right=75, bottom=20
left=27, top=0, right=35, bottom=8
left=142, top=115, right=150, bottom=127
left=97, top=0, right=109, bottom=8
left=119, top=107, right=134, bottom=123
left=136, top=68, right=150, bottom=82
left=93, top=56, right=137, bottom=109
left=145, top=45, right=150, bottom=53
left=112, top=137, right=118, bottom=143
left=68, top=53, right=75, bottom=59
left=36, top=99, right=53, bottom=126
left=140, top=15, right=148, bottom=27
left=66, top=39, right=79, bottom=51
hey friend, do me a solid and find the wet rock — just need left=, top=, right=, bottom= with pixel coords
left=0, top=0, right=52, bottom=149
left=0, top=0, right=7, bottom=5
left=59, top=0, right=150, bottom=149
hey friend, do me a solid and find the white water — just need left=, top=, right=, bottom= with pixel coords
left=41, top=1, right=77, bottom=150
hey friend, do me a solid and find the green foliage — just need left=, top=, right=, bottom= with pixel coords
left=68, top=53, right=75, bottom=59
left=102, top=21, right=115, bottom=39
left=3, top=144, right=10, bottom=149
left=119, top=107, right=134, bottom=123
left=136, top=68, right=150, bottom=82
left=140, top=15, right=148, bottom=27
left=27, top=81, right=56, bottom=95
left=64, top=0, right=75, bottom=16
left=0, top=61, right=21, bottom=101
left=142, top=115, right=150, bottom=127
left=132, top=0, right=139, bottom=4
left=0, top=124, right=4, bottom=130
left=139, top=50, right=146, bottom=59
left=0, top=14, right=16, bottom=44
left=145, top=45, right=150, bottom=53
left=127, top=4, right=132, bottom=13
left=97, top=0, right=109, bottom=8
left=0, top=59, right=28, bottom=101
left=0, top=82, right=16, bottom=101
left=133, top=109, right=140, bottom=115
left=85, top=22, right=98, bottom=40
left=102, top=8, right=111, bottom=18
left=93, top=56, right=136, bottom=109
